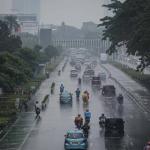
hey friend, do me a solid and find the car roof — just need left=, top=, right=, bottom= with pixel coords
left=103, top=85, right=115, bottom=88
left=62, top=90, right=69, bottom=95
left=67, top=129, right=83, bottom=134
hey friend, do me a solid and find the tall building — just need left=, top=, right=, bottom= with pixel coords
left=12, top=0, right=40, bottom=21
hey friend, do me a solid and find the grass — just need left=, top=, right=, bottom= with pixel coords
left=0, top=117, right=10, bottom=125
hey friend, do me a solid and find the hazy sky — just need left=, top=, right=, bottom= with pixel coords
left=40, top=0, right=105, bottom=28
left=0, top=0, right=106, bottom=28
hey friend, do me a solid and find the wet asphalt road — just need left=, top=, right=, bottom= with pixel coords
left=4, top=59, right=150, bottom=150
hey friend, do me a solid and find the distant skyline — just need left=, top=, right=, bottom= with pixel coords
left=0, top=0, right=108, bottom=28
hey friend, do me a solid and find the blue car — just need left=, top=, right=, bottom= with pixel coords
left=60, top=90, right=72, bottom=104
left=64, top=130, right=88, bottom=150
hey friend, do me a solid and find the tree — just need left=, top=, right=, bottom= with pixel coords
left=0, top=52, right=32, bottom=91
left=44, top=45, right=59, bottom=60
left=99, top=0, right=150, bottom=70
left=0, top=20, right=22, bottom=52
left=4, top=15, right=20, bottom=33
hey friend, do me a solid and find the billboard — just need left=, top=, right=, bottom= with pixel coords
left=39, top=28, right=52, bottom=48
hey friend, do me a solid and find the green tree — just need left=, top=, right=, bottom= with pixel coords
left=99, top=0, right=150, bottom=70
left=44, top=45, right=59, bottom=60
left=0, top=20, right=22, bottom=52
left=4, top=15, right=20, bottom=33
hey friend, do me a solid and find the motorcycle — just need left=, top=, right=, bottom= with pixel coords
left=78, top=78, right=81, bottom=85
left=51, top=82, right=55, bottom=94
left=117, top=94, right=124, bottom=104
left=85, top=117, right=90, bottom=124
left=82, top=94, right=89, bottom=104
left=35, top=107, right=40, bottom=118
left=58, top=70, right=61, bottom=76
left=82, top=124, right=90, bottom=138
left=99, top=119, right=105, bottom=128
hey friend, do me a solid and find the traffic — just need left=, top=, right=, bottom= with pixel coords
left=20, top=49, right=150, bottom=150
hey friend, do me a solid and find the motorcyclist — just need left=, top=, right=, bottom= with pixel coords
left=99, top=113, right=106, bottom=127
left=74, top=114, right=83, bottom=129
left=51, top=82, right=55, bottom=94
left=81, top=122, right=90, bottom=138
left=108, top=73, right=111, bottom=78
left=78, top=77, right=81, bottom=85
left=60, top=84, right=64, bottom=94
left=58, top=70, right=61, bottom=75
left=118, top=93, right=123, bottom=99
left=84, top=90, right=89, bottom=99
left=144, top=141, right=150, bottom=150
left=35, top=101, right=41, bottom=117
left=82, top=91, right=89, bottom=104
left=84, top=109, right=91, bottom=123
left=75, top=88, right=81, bottom=99
left=117, top=93, right=124, bottom=104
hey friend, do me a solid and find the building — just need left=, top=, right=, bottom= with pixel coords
left=12, top=0, right=40, bottom=21
left=39, top=28, right=52, bottom=48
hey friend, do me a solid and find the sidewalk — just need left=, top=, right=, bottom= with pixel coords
left=0, top=112, right=35, bottom=150
left=102, top=64, right=150, bottom=114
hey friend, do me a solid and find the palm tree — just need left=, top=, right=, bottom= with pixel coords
left=4, top=15, right=20, bottom=33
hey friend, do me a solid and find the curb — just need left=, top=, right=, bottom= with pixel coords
left=101, top=64, right=150, bottom=115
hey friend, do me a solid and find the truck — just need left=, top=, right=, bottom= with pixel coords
left=100, top=53, right=108, bottom=63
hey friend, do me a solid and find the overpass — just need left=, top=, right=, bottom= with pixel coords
left=52, top=39, right=110, bottom=52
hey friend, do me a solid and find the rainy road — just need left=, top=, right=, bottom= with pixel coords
left=9, top=59, right=150, bottom=150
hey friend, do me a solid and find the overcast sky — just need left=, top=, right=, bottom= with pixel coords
left=40, top=0, right=105, bottom=27
left=0, top=0, right=106, bottom=28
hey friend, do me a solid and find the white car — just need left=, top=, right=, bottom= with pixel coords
left=70, top=69, right=78, bottom=77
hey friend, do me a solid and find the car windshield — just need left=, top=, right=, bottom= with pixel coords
left=67, top=133, right=84, bottom=139
left=71, top=70, right=77, bottom=73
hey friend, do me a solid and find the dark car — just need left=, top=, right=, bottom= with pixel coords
left=102, top=85, right=116, bottom=97
left=91, top=76, right=101, bottom=89
left=60, top=91, right=72, bottom=104
left=105, top=118, right=125, bottom=137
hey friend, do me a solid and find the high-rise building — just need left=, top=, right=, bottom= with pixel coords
left=12, top=0, right=40, bottom=21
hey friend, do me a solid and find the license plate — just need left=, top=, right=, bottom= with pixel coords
left=72, top=142, right=78, bottom=144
